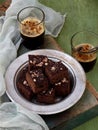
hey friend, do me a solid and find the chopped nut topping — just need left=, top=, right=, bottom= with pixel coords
left=31, top=74, right=34, bottom=78
left=48, top=88, right=54, bottom=95
left=36, top=62, right=43, bottom=67
left=23, top=80, right=28, bottom=86
left=51, top=66, right=56, bottom=71
left=32, top=60, right=36, bottom=64
left=62, top=78, right=68, bottom=83
left=33, top=78, right=36, bottom=82
left=55, top=82, right=61, bottom=86
left=42, top=91, right=46, bottom=94
left=31, top=72, right=39, bottom=78
left=30, top=60, right=33, bottom=64
left=45, top=62, right=48, bottom=66
left=73, top=43, right=97, bottom=62
left=49, top=90, right=52, bottom=95
left=30, top=71, right=33, bottom=74
left=43, top=57, right=48, bottom=62
left=20, top=17, right=44, bottom=37
left=60, top=68, right=63, bottom=70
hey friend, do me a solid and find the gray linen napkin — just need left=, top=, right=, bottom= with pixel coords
left=0, top=0, right=66, bottom=129
left=0, top=102, right=49, bottom=130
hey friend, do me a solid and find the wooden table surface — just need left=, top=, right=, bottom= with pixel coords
left=1, top=0, right=98, bottom=130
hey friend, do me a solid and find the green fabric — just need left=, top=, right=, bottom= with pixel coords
left=73, top=116, right=98, bottom=130
left=39, top=0, right=98, bottom=130
left=0, top=0, right=5, bottom=3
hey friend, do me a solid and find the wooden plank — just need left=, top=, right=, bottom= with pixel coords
left=86, top=81, right=98, bottom=101
left=0, top=0, right=11, bottom=13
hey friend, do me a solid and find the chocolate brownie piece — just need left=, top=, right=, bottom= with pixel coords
left=26, top=69, right=49, bottom=94
left=28, top=55, right=48, bottom=71
left=37, top=88, right=55, bottom=104
left=16, top=67, right=33, bottom=101
left=55, top=77, right=70, bottom=97
left=45, top=60, right=69, bottom=84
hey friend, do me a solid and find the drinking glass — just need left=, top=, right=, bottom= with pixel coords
left=17, top=6, right=45, bottom=49
left=71, top=31, right=98, bottom=72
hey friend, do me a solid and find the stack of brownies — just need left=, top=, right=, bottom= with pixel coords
left=17, top=55, right=71, bottom=104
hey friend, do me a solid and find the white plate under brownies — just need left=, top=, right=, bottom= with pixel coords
left=5, top=49, right=86, bottom=115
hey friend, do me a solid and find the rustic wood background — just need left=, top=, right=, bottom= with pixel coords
left=0, top=0, right=11, bottom=13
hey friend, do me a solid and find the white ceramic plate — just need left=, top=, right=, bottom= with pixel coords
left=5, top=49, right=86, bottom=115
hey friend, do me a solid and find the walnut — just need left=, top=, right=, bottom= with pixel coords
left=33, top=78, right=36, bottom=82
left=45, top=62, right=48, bottom=66
left=23, top=80, right=28, bottom=86
left=51, top=66, right=56, bottom=71
left=62, top=78, right=68, bottom=83
left=30, top=60, right=33, bottom=64
left=60, top=67, right=63, bottom=70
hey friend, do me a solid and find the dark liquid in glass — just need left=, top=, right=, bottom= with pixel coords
left=78, top=58, right=97, bottom=72
left=20, top=17, right=45, bottom=49
left=72, top=43, right=97, bottom=72
left=21, top=31, right=45, bottom=49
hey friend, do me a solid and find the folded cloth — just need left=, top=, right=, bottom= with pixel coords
left=0, top=102, right=49, bottom=130
left=0, top=0, right=66, bottom=129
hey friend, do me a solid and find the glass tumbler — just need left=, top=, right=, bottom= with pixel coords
left=71, top=31, right=98, bottom=72
left=17, top=6, right=45, bottom=49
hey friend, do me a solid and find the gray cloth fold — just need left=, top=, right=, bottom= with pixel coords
left=0, top=102, right=49, bottom=130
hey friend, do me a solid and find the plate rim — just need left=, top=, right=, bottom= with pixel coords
left=5, top=49, right=86, bottom=115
